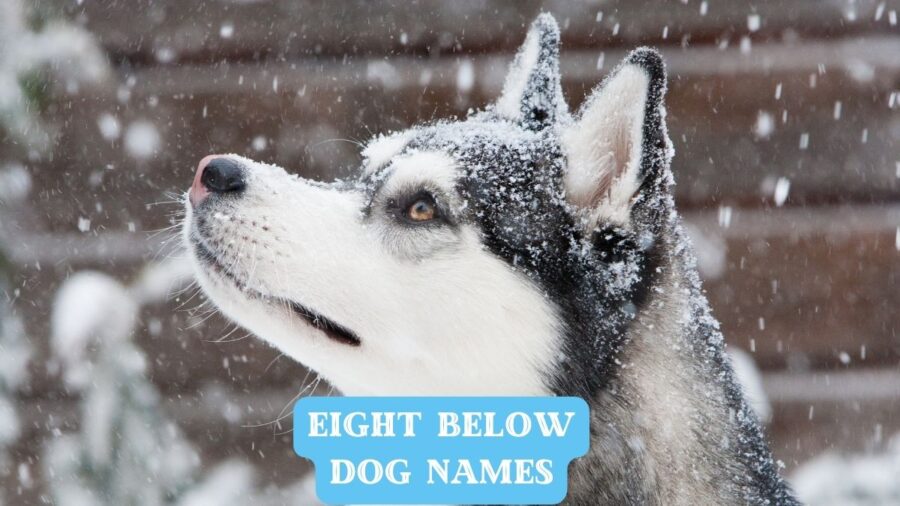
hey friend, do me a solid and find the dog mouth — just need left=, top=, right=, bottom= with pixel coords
left=283, top=300, right=361, bottom=347
left=189, top=231, right=362, bottom=347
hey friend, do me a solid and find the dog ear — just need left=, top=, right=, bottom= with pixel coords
left=494, top=13, right=568, bottom=130
left=562, top=48, right=671, bottom=229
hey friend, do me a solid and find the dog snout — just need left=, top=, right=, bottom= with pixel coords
left=190, top=155, right=246, bottom=206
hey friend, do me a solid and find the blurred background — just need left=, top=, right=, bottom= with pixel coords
left=0, top=0, right=898, bottom=504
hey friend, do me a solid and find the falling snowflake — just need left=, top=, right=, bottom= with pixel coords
left=773, top=177, right=791, bottom=206
left=124, top=120, right=161, bottom=159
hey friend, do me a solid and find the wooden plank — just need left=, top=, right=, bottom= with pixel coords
left=763, top=369, right=900, bottom=403
left=699, top=216, right=900, bottom=370
left=5, top=39, right=899, bottom=240
left=117, top=38, right=900, bottom=95
left=769, top=398, right=900, bottom=469
left=685, top=205, right=900, bottom=240
left=45, top=0, right=895, bottom=63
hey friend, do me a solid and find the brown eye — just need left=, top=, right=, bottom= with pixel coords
left=407, top=199, right=436, bottom=222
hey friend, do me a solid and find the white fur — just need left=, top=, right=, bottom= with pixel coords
left=185, top=153, right=560, bottom=396
left=383, top=151, right=459, bottom=195
left=562, top=65, right=649, bottom=229
left=495, top=14, right=567, bottom=125
left=495, top=29, right=540, bottom=120
left=362, top=131, right=412, bottom=175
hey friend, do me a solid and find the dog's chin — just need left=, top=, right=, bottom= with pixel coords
left=186, top=225, right=362, bottom=347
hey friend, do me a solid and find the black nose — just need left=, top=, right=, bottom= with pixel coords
left=201, top=157, right=246, bottom=193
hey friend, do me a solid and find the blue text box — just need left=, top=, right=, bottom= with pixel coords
left=294, top=396, right=589, bottom=505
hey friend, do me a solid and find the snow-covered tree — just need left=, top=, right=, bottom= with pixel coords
left=44, top=259, right=258, bottom=506
left=0, top=247, right=32, bottom=505
left=792, top=434, right=900, bottom=506
left=0, top=3, right=102, bottom=492
left=0, top=0, right=107, bottom=153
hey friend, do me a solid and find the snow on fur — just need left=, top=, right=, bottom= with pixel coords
left=494, top=13, right=568, bottom=128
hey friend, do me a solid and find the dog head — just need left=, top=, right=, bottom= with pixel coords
left=183, top=14, right=673, bottom=396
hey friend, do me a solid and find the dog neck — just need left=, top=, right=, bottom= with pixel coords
left=563, top=224, right=796, bottom=505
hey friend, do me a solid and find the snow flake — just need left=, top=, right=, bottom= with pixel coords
left=747, top=14, right=761, bottom=32
left=773, top=177, right=790, bottom=206
left=367, top=60, right=402, bottom=89
left=219, top=22, right=234, bottom=39
left=252, top=135, right=267, bottom=151
left=124, top=120, right=161, bottom=159
left=155, top=47, right=175, bottom=63
left=845, top=60, right=875, bottom=82
left=0, top=162, right=32, bottom=203
left=718, top=205, right=733, bottom=228
left=17, top=463, right=31, bottom=489
left=754, top=111, right=774, bottom=139
left=456, top=60, right=474, bottom=93
left=96, top=113, right=120, bottom=140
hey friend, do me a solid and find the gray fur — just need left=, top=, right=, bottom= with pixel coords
left=565, top=236, right=795, bottom=505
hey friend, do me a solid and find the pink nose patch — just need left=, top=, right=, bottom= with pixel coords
left=189, top=154, right=222, bottom=207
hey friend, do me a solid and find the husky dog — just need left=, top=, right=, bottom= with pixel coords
left=183, top=14, right=796, bottom=505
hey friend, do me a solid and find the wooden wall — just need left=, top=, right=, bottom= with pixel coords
left=2, top=1, right=899, bottom=502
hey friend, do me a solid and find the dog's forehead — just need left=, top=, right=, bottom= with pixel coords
left=408, top=117, right=548, bottom=161
left=358, top=116, right=564, bottom=211
left=361, top=131, right=414, bottom=175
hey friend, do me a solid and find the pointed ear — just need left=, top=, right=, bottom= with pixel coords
left=494, top=13, right=568, bottom=129
left=562, top=48, right=670, bottom=229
